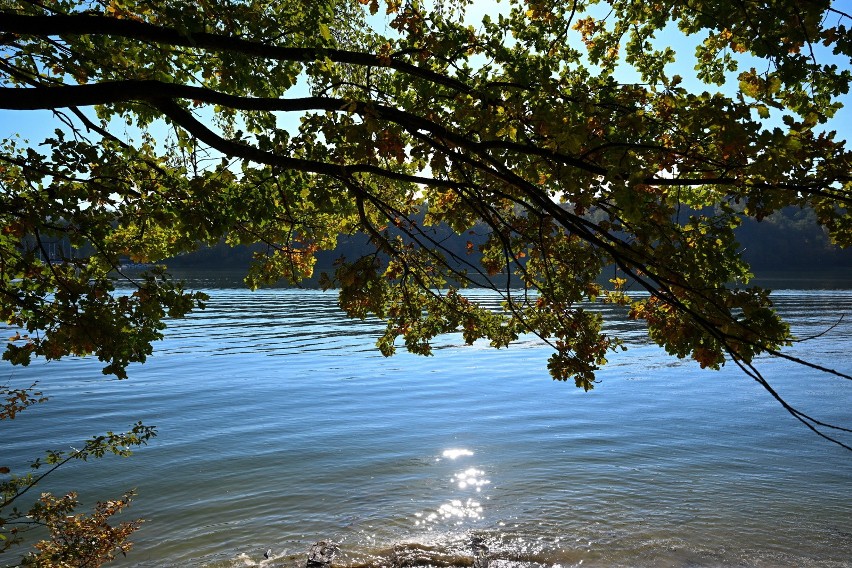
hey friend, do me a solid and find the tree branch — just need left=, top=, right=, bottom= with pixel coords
left=0, top=12, right=473, bottom=94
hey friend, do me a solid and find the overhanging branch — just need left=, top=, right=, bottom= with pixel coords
left=0, top=12, right=473, bottom=94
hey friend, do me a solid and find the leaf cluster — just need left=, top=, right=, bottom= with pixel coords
left=1, top=393, right=155, bottom=564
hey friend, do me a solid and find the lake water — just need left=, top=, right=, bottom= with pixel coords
left=2, top=282, right=852, bottom=567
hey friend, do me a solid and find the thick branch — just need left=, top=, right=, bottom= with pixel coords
left=0, top=12, right=473, bottom=94
left=150, top=98, right=456, bottom=190
left=5, top=80, right=847, bottom=197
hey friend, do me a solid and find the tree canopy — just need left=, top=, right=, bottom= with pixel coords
left=1, top=0, right=851, bottom=451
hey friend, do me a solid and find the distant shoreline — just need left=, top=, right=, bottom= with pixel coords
left=117, top=265, right=852, bottom=292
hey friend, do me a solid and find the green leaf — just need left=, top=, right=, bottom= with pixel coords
left=319, top=23, right=331, bottom=42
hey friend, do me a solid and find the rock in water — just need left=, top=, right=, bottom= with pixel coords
left=471, top=536, right=489, bottom=568
left=307, top=541, right=338, bottom=568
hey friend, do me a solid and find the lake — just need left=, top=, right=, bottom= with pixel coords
left=2, top=281, right=851, bottom=567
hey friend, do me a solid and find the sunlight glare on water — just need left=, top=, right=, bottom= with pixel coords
left=453, top=468, right=490, bottom=491
left=441, top=448, right=474, bottom=460
left=2, top=285, right=852, bottom=567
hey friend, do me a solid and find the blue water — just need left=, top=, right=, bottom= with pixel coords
left=2, top=285, right=851, bottom=567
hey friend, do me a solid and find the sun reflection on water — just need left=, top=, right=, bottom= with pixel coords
left=414, top=448, right=492, bottom=529
left=453, top=467, right=490, bottom=491
left=415, top=498, right=484, bottom=526
left=441, top=448, right=474, bottom=460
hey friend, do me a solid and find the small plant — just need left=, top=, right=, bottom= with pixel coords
left=1, top=382, right=155, bottom=566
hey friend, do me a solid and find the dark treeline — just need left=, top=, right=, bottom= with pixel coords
left=736, top=207, right=852, bottom=271
left=164, top=206, right=852, bottom=279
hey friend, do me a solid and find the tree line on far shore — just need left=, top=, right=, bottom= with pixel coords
left=164, top=206, right=852, bottom=277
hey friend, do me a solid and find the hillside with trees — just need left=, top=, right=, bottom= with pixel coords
left=165, top=207, right=852, bottom=278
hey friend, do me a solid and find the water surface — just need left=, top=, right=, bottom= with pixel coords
left=2, top=285, right=851, bottom=567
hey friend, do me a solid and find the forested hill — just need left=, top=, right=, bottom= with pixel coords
left=165, top=206, right=852, bottom=279
left=736, top=207, right=852, bottom=272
